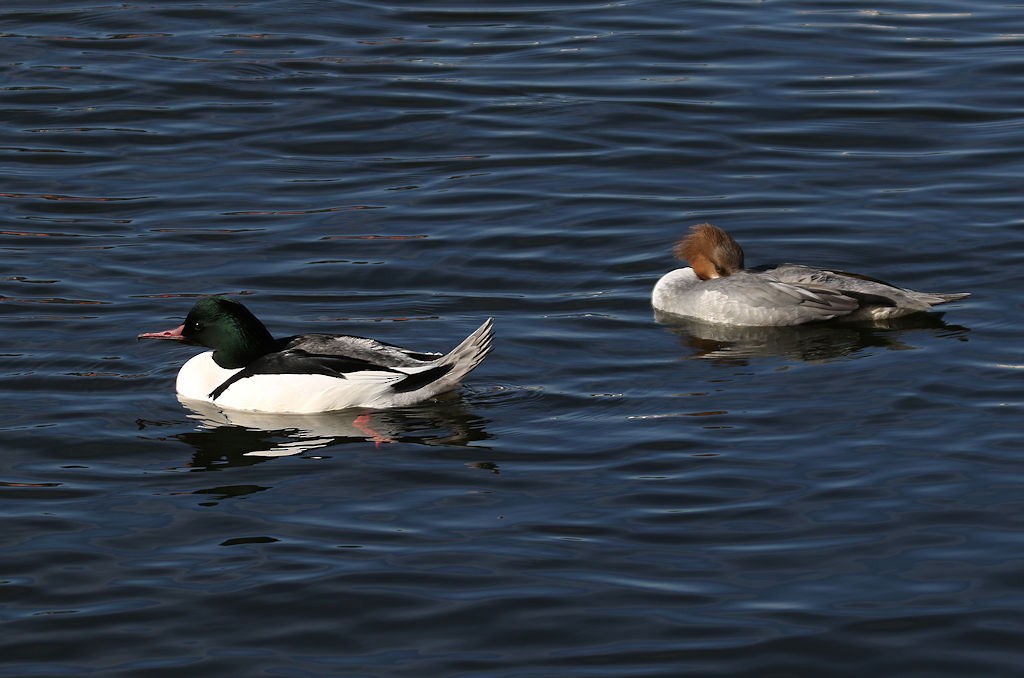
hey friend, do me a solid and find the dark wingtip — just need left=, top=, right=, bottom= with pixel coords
left=391, top=364, right=454, bottom=394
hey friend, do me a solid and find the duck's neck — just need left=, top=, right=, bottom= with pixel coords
left=212, top=323, right=276, bottom=369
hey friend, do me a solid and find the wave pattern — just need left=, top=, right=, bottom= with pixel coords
left=1, top=1, right=1020, bottom=676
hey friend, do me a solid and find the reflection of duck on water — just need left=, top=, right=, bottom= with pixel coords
left=656, top=309, right=970, bottom=363
left=176, top=395, right=492, bottom=464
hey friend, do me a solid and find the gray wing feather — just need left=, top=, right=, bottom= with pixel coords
left=279, top=334, right=441, bottom=368
left=709, top=273, right=860, bottom=316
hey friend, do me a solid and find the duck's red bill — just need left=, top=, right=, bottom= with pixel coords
left=138, top=324, right=186, bottom=341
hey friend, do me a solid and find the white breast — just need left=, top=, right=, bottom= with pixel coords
left=175, top=352, right=241, bottom=402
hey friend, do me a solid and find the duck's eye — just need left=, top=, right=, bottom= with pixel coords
left=191, top=321, right=202, bottom=332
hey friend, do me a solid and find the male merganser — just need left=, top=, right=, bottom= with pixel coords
left=652, top=223, right=969, bottom=326
left=140, top=297, right=493, bottom=413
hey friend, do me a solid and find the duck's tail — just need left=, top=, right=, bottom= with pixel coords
left=916, top=291, right=971, bottom=306
left=436, top=316, right=494, bottom=384
left=390, top=318, right=494, bottom=399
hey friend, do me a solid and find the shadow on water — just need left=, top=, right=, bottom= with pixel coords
left=654, top=310, right=970, bottom=364
left=164, top=395, right=492, bottom=469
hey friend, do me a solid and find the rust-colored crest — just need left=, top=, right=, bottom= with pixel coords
left=672, top=223, right=745, bottom=279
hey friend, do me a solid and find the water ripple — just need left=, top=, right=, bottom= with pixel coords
left=1, top=0, right=1020, bottom=676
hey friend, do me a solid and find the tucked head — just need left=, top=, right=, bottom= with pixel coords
left=672, top=223, right=745, bottom=280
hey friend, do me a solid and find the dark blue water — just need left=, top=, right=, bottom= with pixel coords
left=3, top=1, right=1022, bottom=675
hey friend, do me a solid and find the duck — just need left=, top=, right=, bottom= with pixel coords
left=139, top=297, right=493, bottom=413
left=652, top=223, right=969, bottom=326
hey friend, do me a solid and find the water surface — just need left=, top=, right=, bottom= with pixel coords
left=2, top=1, right=1022, bottom=676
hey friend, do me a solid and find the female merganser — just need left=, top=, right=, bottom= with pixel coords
left=140, top=297, right=493, bottom=413
left=652, top=223, right=969, bottom=326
